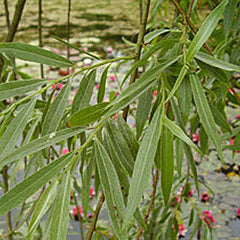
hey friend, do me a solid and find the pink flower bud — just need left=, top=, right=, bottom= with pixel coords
left=153, top=90, right=158, bottom=96
left=110, top=75, right=116, bottom=82
left=61, top=148, right=69, bottom=155
left=96, top=83, right=100, bottom=89
left=106, top=47, right=113, bottom=54
left=201, top=193, right=210, bottom=202
left=200, top=210, right=216, bottom=228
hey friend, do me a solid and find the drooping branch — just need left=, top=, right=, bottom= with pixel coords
left=122, top=0, right=151, bottom=120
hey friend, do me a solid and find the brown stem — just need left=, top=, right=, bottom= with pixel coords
left=72, top=191, right=84, bottom=240
left=2, top=166, right=13, bottom=240
left=38, top=0, right=44, bottom=78
left=87, top=193, right=105, bottom=240
left=5, top=0, right=27, bottom=42
left=187, top=0, right=195, bottom=19
left=122, top=0, right=151, bottom=121
left=136, top=170, right=159, bottom=239
left=171, top=0, right=213, bottom=55
left=67, top=0, right=71, bottom=60
left=4, top=0, right=11, bottom=30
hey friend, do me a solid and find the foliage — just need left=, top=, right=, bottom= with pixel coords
left=0, top=0, right=240, bottom=239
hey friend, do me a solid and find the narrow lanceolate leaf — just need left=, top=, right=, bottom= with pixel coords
left=47, top=172, right=72, bottom=240
left=0, top=153, right=74, bottom=216
left=28, top=181, right=58, bottom=236
left=108, top=56, right=180, bottom=116
left=106, top=119, right=135, bottom=175
left=97, top=65, right=111, bottom=103
left=124, top=104, right=164, bottom=227
left=160, top=126, right=174, bottom=205
left=210, top=104, right=232, bottom=133
left=71, top=70, right=96, bottom=114
left=224, top=0, right=238, bottom=39
left=0, top=127, right=85, bottom=170
left=190, top=74, right=224, bottom=163
left=0, top=99, right=36, bottom=160
left=136, top=89, right=152, bottom=139
left=195, top=52, right=240, bottom=73
left=185, top=0, right=228, bottom=63
left=165, top=64, right=188, bottom=102
left=117, top=117, right=139, bottom=158
left=42, top=82, right=71, bottom=135
left=0, top=42, right=74, bottom=67
left=53, top=35, right=100, bottom=60
left=94, top=140, right=126, bottom=239
left=0, top=79, right=48, bottom=101
left=163, top=117, right=203, bottom=155
left=175, top=138, right=184, bottom=177
left=68, top=102, right=109, bottom=127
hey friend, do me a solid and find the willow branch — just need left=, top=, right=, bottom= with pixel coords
left=136, top=170, right=159, bottom=239
left=171, top=0, right=213, bottom=55
left=87, top=193, right=105, bottom=240
left=122, top=0, right=151, bottom=121
left=72, top=191, right=84, bottom=240
left=2, top=166, right=13, bottom=240
left=4, top=0, right=11, bottom=30
left=5, top=0, right=27, bottom=42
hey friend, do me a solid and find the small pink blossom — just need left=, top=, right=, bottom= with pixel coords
left=200, top=210, right=216, bottom=228
left=153, top=90, right=158, bottom=96
left=61, top=148, right=69, bottom=155
left=178, top=224, right=185, bottom=237
left=236, top=208, right=240, bottom=218
left=171, top=196, right=181, bottom=207
left=69, top=99, right=73, bottom=105
left=83, top=47, right=88, bottom=52
left=89, top=186, right=95, bottom=198
left=114, top=92, right=118, bottom=97
left=236, top=114, right=240, bottom=119
left=229, top=88, right=234, bottom=94
left=87, top=213, right=94, bottom=218
left=109, top=75, right=116, bottom=82
left=188, top=189, right=194, bottom=197
left=192, top=130, right=200, bottom=144
left=74, top=88, right=78, bottom=94
left=71, top=206, right=84, bottom=220
left=201, top=193, right=210, bottom=202
left=114, top=113, right=118, bottom=120
left=52, top=83, right=63, bottom=90
left=106, top=47, right=113, bottom=54
left=96, top=83, right=100, bottom=89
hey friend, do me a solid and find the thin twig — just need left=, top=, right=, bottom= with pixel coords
left=187, top=0, right=195, bottom=19
left=87, top=193, right=105, bottom=240
left=38, top=0, right=44, bottom=78
left=4, top=0, right=11, bottom=30
left=2, top=166, right=13, bottom=240
left=122, top=0, right=151, bottom=121
left=67, top=0, right=71, bottom=60
left=72, top=190, right=84, bottom=240
left=171, top=0, right=213, bottom=55
left=5, top=0, right=27, bottom=42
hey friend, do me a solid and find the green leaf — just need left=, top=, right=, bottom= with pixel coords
left=0, top=153, right=74, bottom=216
left=71, top=70, right=96, bottom=114
left=109, top=56, right=180, bottom=116
left=210, top=104, right=232, bottom=133
left=0, top=42, right=74, bottom=67
left=47, top=171, right=72, bottom=240
left=136, top=89, right=152, bottom=139
left=53, top=35, right=100, bottom=60
left=175, top=138, right=184, bottom=177
left=165, top=64, right=188, bottom=102
left=163, top=117, right=202, bottom=155
left=224, top=0, right=238, bottom=39
left=94, top=140, right=127, bottom=239
left=105, top=119, right=135, bottom=175
left=67, top=102, right=110, bottom=127
left=42, top=82, right=71, bottom=135
left=144, top=29, right=172, bottom=42
left=195, top=51, right=240, bottom=73
left=124, top=103, right=164, bottom=227
left=0, top=99, right=36, bottom=160
left=190, top=74, right=224, bottom=163
left=160, top=126, right=174, bottom=205
left=185, top=0, right=228, bottom=63
left=97, top=65, right=111, bottom=103
left=0, top=127, right=85, bottom=170
left=199, top=125, right=209, bottom=155
left=0, top=79, right=48, bottom=101
left=117, top=117, right=139, bottom=158
left=28, top=181, right=58, bottom=236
